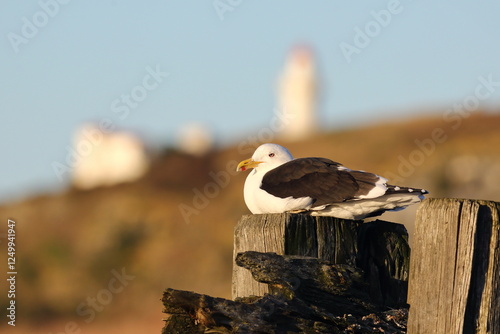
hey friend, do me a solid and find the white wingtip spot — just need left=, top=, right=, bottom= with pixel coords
left=394, top=186, right=400, bottom=191
left=408, top=188, right=413, bottom=192
left=357, top=176, right=388, bottom=199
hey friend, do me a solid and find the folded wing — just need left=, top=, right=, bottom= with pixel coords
left=261, top=158, right=387, bottom=207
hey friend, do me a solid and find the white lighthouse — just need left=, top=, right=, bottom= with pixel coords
left=277, top=45, right=318, bottom=141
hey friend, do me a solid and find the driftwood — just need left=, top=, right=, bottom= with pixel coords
left=163, top=214, right=410, bottom=333
left=407, top=198, right=500, bottom=334
left=162, top=251, right=408, bottom=333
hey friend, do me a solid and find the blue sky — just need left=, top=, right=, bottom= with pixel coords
left=1, top=1, right=500, bottom=202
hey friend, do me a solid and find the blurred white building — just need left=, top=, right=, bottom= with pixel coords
left=176, top=123, right=214, bottom=156
left=277, top=45, right=318, bottom=141
left=72, top=124, right=150, bottom=189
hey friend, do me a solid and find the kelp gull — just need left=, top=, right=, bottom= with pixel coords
left=236, top=143, right=428, bottom=220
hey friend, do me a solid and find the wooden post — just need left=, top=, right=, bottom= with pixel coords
left=357, top=220, right=410, bottom=307
left=407, top=198, right=500, bottom=334
left=232, top=213, right=361, bottom=299
left=232, top=213, right=410, bottom=307
left=163, top=214, right=411, bottom=332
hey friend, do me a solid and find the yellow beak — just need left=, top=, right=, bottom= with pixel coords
left=236, top=158, right=263, bottom=172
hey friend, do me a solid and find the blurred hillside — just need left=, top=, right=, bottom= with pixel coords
left=1, top=111, right=499, bottom=333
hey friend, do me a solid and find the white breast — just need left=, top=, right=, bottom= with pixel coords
left=244, top=168, right=313, bottom=214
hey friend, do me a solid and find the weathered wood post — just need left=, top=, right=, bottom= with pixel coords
left=233, top=213, right=410, bottom=307
left=232, top=213, right=361, bottom=299
left=408, top=198, right=500, bottom=334
left=163, top=213, right=411, bottom=332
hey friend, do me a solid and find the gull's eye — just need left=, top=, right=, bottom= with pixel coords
left=268, top=153, right=275, bottom=157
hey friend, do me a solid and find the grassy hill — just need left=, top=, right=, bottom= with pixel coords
left=1, top=111, right=499, bottom=333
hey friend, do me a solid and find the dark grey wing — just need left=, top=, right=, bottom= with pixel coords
left=261, top=158, right=383, bottom=205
